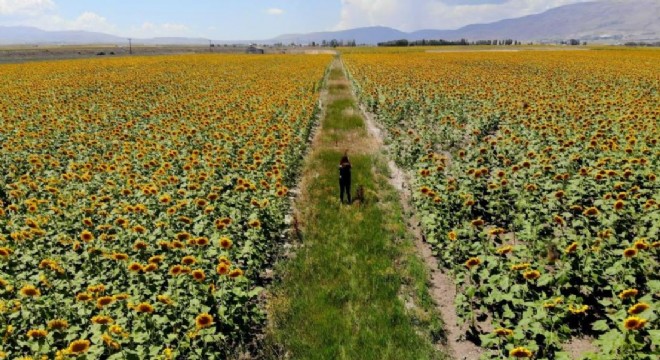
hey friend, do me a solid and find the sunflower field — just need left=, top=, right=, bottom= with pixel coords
left=0, top=54, right=330, bottom=359
left=344, top=50, right=659, bottom=359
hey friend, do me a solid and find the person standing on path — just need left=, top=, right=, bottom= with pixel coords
left=339, top=151, right=352, bottom=204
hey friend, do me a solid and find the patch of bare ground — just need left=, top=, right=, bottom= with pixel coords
left=352, top=67, right=483, bottom=360
left=564, top=337, right=598, bottom=359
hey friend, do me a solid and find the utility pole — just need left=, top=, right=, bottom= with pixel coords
left=128, top=38, right=132, bottom=55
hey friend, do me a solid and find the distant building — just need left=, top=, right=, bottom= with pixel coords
left=246, top=45, right=264, bottom=54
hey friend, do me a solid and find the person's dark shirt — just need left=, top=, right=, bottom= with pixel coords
left=339, top=162, right=351, bottom=180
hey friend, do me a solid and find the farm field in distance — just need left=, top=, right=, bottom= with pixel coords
left=344, top=49, right=659, bottom=359
left=0, top=54, right=330, bottom=359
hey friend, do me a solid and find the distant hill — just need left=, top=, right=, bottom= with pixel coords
left=0, top=0, right=657, bottom=46
left=273, top=0, right=660, bottom=44
left=407, top=0, right=660, bottom=43
left=0, top=26, right=125, bottom=45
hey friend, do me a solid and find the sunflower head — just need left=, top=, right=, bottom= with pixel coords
left=91, top=315, right=114, bottom=325
left=47, top=319, right=69, bottom=330
left=195, top=313, right=214, bottom=329
left=493, top=328, right=513, bottom=337
left=509, top=347, right=533, bottom=358
left=624, top=316, right=647, bottom=331
left=628, top=302, right=650, bottom=315
left=191, top=269, right=206, bottom=282
left=68, top=339, right=91, bottom=354
left=20, top=285, right=41, bottom=297
left=27, top=329, right=48, bottom=338
left=623, top=248, right=638, bottom=258
left=523, top=270, right=541, bottom=280
left=219, top=237, right=233, bottom=249
left=465, top=257, right=481, bottom=269
left=96, top=296, right=114, bottom=308
left=135, top=302, right=154, bottom=314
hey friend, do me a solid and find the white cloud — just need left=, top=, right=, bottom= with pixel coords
left=336, top=0, right=593, bottom=31
left=0, top=0, right=54, bottom=16
left=266, top=8, right=284, bottom=15
left=68, top=11, right=116, bottom=33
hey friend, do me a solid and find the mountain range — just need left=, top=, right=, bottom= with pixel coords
left=0, top=0, right=658, bottom=46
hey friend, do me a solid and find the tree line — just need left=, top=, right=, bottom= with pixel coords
left=377, top=38, right=527, bottom=47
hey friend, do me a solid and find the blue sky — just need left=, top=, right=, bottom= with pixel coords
left=0, top=0, right=591, bottom=39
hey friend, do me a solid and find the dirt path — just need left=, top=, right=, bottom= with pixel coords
left=267, top=59, right=447, bottom=359
left=347, top=60, right=483, bottom=360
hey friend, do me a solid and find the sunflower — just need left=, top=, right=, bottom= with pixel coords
left=102, top=333, right=121, bottom=350
left=195, top=313, right=214, bottom=329
left=219, top=237, right=233, bottom=249
left=133, top=240, right=148, bottom=250
left=196, top=237, right=210, bottom=246
left=171, top=240, right=185, bottom=249
left=109, top=325, right=126, bottom=336
left=91, top=315, right=114, bottom=325
left=470, top=218, right=485, bottom=227
left=148, top=255, right=164, bottom=264
left=633, top=239, right=649, bottom=250
left=113, top=293, right=129, bottom=301
left=47, top=319, right=69, bottom=330
left=623, top=248, right=638, bottom=258
left=111, top=253, right=129, bottom=261
left=176, top=232, right=191, bottom=241
left=569, top=304, right=589, bottom=314
left=128, top=262, right=143, bottom=273
left=27, top=329, right=48, bottom=338
left=229, top=268, right=244, bottom=278
left=582, top=207, right=600, bottom=216
left=0, top=247, right=12, bottom=257
left=496, top=245, right=513, bottom=255
left=465, top=257, right=481, bottom=269
left=157, top=295, right=174, bottom=305
left=76, top=292, right=93, bottom=302
left=248, top=219, right=261, bottom=228
left=20, top=285, right=41, bottom=297
left=80, top=230, right=94, bottom=242
left=67, top=339, right=91, bottom=354
left=564, top=242, right=578, bottom=254
left=96, top=296, right=114, bottom=308
left=523, top=270, right=541, bottom=280
left=628, top=302, right=650, bottom=315
left=159, top=194, right=172, bottom=204
left=447, top=231, right=457, bottom=241
left=135, top=302, right=154, bottom=314
left=613, top=200, right=625, bottom=210
left=181, top=256, right=197, bottom=265
left=623, top=316, right=647, bottom=330
left=191, top=269, right=206, bottom=282
left=493, top=328, right=513, bottom=336
left=143, top=263, right=158, bottom=272
left=511, top=263, right=531, bottom=271
left=509, top=347, right=533, bottom=358
left=169, top=265, right=183, bottom=276
left=216, top=263, right=230, bottom=275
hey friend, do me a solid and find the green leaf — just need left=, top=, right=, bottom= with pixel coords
left=592, top=320, right=610, bottom=332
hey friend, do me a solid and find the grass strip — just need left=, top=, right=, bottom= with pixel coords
left=267, top=60, right=446, bottom=360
